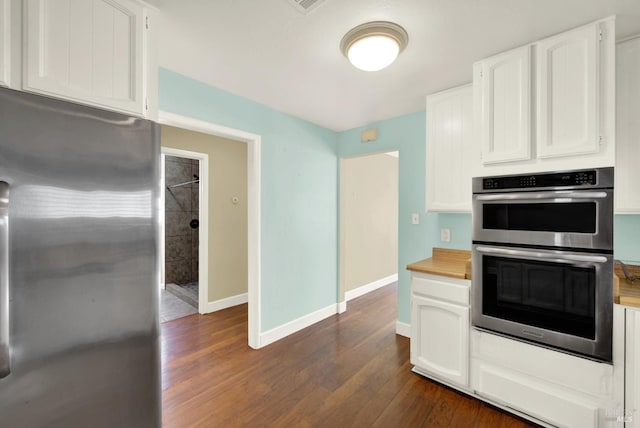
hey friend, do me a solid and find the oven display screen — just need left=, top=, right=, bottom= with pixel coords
left=482, top=170, right=597, bottom=190
left=483, top=202, right=596, bottom=233
left=482, top=256, right=596, bottom=340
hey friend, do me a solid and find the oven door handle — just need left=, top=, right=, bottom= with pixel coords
left=475, top=246, right=608, bottom=264
left=475, top=191, right=608, bottom=201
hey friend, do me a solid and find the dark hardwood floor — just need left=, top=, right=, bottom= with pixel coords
left=161, top=283, right=539, bottom=427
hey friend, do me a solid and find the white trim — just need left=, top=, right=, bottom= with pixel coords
left=159, top=153, right=165, bottom=290
left=203, top=292, right=248, bottom=313
left=259, top=303, right=337, bottom=348
left=158, top=111, right=262, bottom=349
left=345, top=273, right=398, bottom=301
left=337, top=301, right=347, bottom=314
left=161, top=147, right=209, bottom=315
left=395, top=321, right=410, bottom=338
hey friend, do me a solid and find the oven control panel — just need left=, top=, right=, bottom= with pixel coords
left=480, top=169, right=600, bottom=191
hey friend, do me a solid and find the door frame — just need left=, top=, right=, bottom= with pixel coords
left=161, top=147, right=209, bottom=315
left=158, top=111, right=262, bottom=349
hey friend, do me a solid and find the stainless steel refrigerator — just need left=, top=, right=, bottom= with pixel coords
left=0, top=87, right=161, bottom=427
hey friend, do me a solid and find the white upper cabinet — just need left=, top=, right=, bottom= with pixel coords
left=475, top=46, right=531, bottom=164
left=0, top=0, right=10, bottom=87
left=24, top=0, right=147, bottom=116
left=426, top=84, right=474, bottom=213
left=536, top=24, right=598, bottom=158
left=473, top=17, right=615, bottom=176
left=616, top=36, right=640, bottom=214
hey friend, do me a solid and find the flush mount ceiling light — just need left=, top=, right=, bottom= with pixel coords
left=340, top=21, right=408, bottom=72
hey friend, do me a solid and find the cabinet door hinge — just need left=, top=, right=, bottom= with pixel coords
left=599, top=135, right=604, bottom=145
left=599, top=28, right=603, bottom=41
left=479, top=70, right=483, bottom=78
left=145, top=16, right=149, bottom=30
left=145, top=97, right=148, bottom=111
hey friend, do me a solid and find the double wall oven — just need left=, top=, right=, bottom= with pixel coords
left=472, top=167, right=614, bottom=362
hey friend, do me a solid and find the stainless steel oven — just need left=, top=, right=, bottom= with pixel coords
left=472, top=167, right=614, bottom=362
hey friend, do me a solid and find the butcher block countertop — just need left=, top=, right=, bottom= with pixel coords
left=406, top=248, right=471, bottom=280
left=614, top=262, right=640, bottom=308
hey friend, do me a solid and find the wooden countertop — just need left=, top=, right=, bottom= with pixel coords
left=614, top=262, right=640, bottom=308
left=406, top=248, right=471, bottom=279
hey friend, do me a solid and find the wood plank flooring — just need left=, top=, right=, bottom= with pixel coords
left=161, top=283, right=540, bottom=427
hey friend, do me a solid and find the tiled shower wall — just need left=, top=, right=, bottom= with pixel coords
left=165, top=155, right=199, bottom=285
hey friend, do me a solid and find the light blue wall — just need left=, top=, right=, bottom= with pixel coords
left=337, top=111, right=640, bottom=324
left=615, top=216, right=640, bottom=263
left=159, top=66, right=640, bottom=331
left=337, top=111, right=465, bottom=324
left=159, top=68, right=338, bottom=331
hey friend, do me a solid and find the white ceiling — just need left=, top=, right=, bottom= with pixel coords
left=158, top=0, right=640, bottom=132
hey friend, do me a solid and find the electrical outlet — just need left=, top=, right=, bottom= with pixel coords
left=411, top=213, right=419, bottom=225
left=441, top=228, right=451, bottom=242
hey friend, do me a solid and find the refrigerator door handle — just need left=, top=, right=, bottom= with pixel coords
left=0, top=181, right=9, bottom=378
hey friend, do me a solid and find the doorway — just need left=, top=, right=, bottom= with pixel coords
left=161, top=149, right=207, bottom=319
left=339, top=151, right=399, bottom=311
left=157, top=114, right=262, bottom=349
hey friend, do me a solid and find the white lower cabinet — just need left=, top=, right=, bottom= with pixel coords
left=470, top=305, right=625, bottom=428
left=410, top=268, right=626, bottom=427
left=410, top=272, right=470, bottom=390
left=626, top=307, right=640, bottom=427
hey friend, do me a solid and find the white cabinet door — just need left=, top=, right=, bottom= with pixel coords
left=411, top=294, right=469, bottom=388
left=627, top=308, right=640, bottom=427
left=616, top=36, right=640, bottom=214
left=24, top=0, right=145, bottom=115
left=536, top=23, right=599, bottom=158
left=476, top=45, right=531, bottom=164
left=426, top=84, right=474, bottom=213
left=473, top=18, right=614, bottom=177
left=0, top=0, right=9, bottom=87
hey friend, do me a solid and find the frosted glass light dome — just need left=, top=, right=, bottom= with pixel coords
left=341, top=22, right=408, bottom=72
left=347, top=35, right=400, bottom=72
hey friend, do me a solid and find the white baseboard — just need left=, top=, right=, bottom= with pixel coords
left=259, top=303, right=337, bottom=348
left=396, top=321, right=410, bottom=338
left=345, top=273, right=398, bottom=302
left=337, top=301, right=347, bottom=314
left=202, top=292, right=248, bottom=313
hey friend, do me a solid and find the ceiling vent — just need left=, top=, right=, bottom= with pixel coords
left=287, top=0, right=325, bottom=14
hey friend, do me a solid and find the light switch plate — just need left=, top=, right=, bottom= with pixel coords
left=411, top=213, right=419, bottom=225
left=441, top=228, right=451, bottom=242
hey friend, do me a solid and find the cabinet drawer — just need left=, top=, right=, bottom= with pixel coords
left=473, top=361, right=599, bottom=428
left=411, top=273, right=469, bottom=306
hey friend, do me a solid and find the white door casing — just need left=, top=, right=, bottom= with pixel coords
left=158, top=111, right=262, bottom=349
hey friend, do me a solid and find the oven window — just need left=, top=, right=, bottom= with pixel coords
left=482, top=256, right=596, bottom=339
left=483, top=202, right=596, bottom=233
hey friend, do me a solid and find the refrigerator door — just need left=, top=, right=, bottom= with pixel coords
left=0, top=87, right=160, bottom=427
